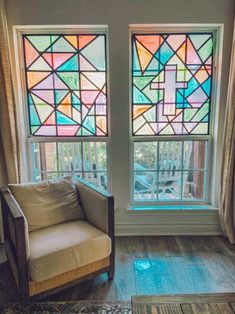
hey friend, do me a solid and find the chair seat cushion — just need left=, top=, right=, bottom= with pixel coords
left=29, top=220, right=111, bottom=282
left=9, top=176, right=84, bottom=231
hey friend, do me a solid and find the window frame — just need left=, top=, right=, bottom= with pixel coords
left=129, top=24, right=224, bottom=207
left=13, top=25, right=111, bottom=190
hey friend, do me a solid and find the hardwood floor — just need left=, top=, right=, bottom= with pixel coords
left=1, top=236, right=235, bottom=302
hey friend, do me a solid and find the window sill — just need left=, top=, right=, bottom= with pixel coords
left=127, top=204, right=218, bottom=212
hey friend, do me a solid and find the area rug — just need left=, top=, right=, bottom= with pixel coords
left=0, top=300, right=132, bottom=314
left=132, top=293, right=235, bottom=314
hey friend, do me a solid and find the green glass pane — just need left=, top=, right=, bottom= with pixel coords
left=189, top=34, right=211, bottom=50
left=184, top=109, right=198, bottom=121
left=27, top=35, right=59, bottom=52
left=198, top=38, right=213, bottom=62
left=57, top=72, right=79, bottom=90
left=31, top=126, right=40, bottom=134
left=143, top=84, right=163, bottom=103
left=81, top=126, right=93, bottom=136
left=133, top=76, right=155, bottom=91
left=143, top=106, right=156, bottom=122
left=192, top=102, right=209, bottom=122
left=50, top=37, right=76, bottom=52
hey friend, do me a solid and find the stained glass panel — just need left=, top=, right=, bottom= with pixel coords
left=132, top=33, right=213, bottom=135
left=23, top=34, right=108, bottom=136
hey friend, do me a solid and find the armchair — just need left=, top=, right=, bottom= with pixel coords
left=0, top=177, right=115, bottom=305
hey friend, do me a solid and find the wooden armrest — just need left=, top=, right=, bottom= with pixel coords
left=0, top=187, right=29, bottom=301
left=1, top=187, right=25, bottom=219
left=1, top=187, right=26, bottom=250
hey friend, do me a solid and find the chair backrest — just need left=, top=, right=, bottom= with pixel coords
left=158, top=141, right=192, bottom=182
left=158, top=142, right=181, bottom=182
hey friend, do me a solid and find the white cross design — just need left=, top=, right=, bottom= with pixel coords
left=151, top=65, right=188, bottom=115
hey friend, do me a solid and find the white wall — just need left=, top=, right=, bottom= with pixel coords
left=5, top=0, right=235, bottom=234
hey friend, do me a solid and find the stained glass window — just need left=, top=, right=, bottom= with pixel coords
left=132, top=33, right=213, bottom=135
left=23, top=34, right=107, bottom=137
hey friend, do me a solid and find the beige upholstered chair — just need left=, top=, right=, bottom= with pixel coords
left=0, top=177, right=115, bottom=305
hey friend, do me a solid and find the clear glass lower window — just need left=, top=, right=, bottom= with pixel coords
left=133, top=140, right=207, bottom=201
left=31, top=141, right=108, bottom=190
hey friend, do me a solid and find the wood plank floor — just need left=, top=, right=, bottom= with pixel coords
left=1, top=236, right=235, bottom=302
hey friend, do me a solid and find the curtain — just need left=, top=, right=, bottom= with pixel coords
left=220, top=24, right=235, bottom=244
left=0, top=0, right=20, bottom=186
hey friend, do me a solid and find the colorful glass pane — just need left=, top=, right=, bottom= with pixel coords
left=23, top=34, right=107, bottom=137
left=132, top=33, right=213, bottom=135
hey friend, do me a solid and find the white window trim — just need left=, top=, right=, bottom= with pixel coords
left=129, top=24, right=224, bottom=209
left=12, top=25, right=112, bottom=190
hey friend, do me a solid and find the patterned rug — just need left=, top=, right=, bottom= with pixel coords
left=132, top=294, right=235, bottom=314
left=0, top=301, right=132, bottom=314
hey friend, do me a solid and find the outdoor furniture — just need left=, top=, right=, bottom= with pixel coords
left=134, top=142, right=192, bottom=199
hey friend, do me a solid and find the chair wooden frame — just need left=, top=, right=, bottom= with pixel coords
left=0, top=178, right=115, bottom=305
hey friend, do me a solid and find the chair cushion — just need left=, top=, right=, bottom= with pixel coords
left=9, top=176, right=84, bottom=231
left=28, top=220, right=111, bottom=282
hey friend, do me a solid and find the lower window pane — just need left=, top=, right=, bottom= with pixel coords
left=158, top=171, right=182, bottom=200
left=83, top=171, right=108, bottom=190
left=133, top=140, right=208, bottom=202
left=41, top=172, right=61, bottom=180
left=134, top=142, right=158, bottom=170
left=40, top=142, right=57, bottom=172
left=183, top=170, right=205, bottom=200
left=159, top=142, right=182, bottom=170
left=184, top=141, right=206, bottom=170
left=83, top=142, right=107, bottom=171
left=58, top=143, right=82, bottom=172
left=134, top=171, right=157, bottom=200
left=31, top=142, right=41, bottom=181
left=31, top=141, right=108, bottom=190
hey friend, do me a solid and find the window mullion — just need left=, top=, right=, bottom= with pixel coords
left=180, top=141, right=184, bottom=200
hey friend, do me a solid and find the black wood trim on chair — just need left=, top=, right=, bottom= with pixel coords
left=1, top=188, right=30, bottom=305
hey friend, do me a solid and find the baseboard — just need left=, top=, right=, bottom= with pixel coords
left=115, top=223, right=222, bottom=236
left=115, top=208, right=222, bottom=236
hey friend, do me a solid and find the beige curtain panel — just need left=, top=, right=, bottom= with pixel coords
left=0, top=0, right=20, bottom=186
left=220, top=24, right=235, bottom=244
